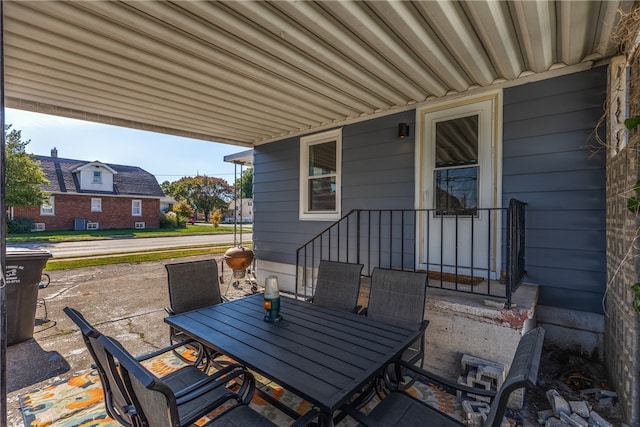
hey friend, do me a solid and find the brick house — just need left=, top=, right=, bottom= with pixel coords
left=11, top=148, right=164, bottom=231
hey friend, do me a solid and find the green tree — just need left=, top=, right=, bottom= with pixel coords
left=164, top=175, right=234, bottom=221
left=5, top=125, right=49, bottom=206
left=172, top=200, right=194, bottom=221
left=160, top=180, right=171, bottom=195
left=235, top=167, right=253, bottom=199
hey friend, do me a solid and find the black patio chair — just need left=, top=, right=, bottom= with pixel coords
left=165, top=259, right=225, bottom=368
left=64, top=307, right=243, bottom=426
left=363, top=268, right=428, bottom=368
left=64, top=307, right=135, bottom=426
left=346, top=326, right=545, bottom=427
left=308, top=260, right=364, bottom=313
left=99, top=334, right=319, bottom=427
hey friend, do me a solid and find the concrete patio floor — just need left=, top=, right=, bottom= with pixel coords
left=6, top=255, right=606, bottom=426
left=6, top=254, right=260, bottom=426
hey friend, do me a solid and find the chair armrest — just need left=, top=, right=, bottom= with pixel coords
left=305, top=295, right=314, bottom=303
left=164, top=306, right=174, bottom=316
left=174, top=363, right=247, bottom=398
left=175, top=364, right=255, bottom=406
left=385, top=360, right=497, bottom=400
left=135, top=338, right=197, bottom=362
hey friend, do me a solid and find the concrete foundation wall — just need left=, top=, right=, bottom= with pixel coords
left=256, top=260, right=297, bottom=294
left=536, top=305, right=604, bottom=358
left=422, top=284, right=538, bottom=380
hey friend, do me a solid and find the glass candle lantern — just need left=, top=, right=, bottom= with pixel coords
left=263, top=275, right=281, bottom=322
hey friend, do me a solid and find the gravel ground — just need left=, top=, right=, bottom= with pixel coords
left=519, top=345, right=625, bottom=426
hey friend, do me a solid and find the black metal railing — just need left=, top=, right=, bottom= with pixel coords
left=505, top=199, right=527, bottom=306
left=295, top=199, right=527, bottom=308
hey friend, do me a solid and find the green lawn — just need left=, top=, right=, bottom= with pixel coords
left=7, top=224, right=252, bottom=243
left=43, top=245, right=246, bottom=270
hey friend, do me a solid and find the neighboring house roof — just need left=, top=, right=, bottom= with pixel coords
left=72, top=161, right=118, bottom=175
left=161, top=195, right=177, bottom=205
left=3, top=1, right=631, bottom=146
left=34, top=155, right=165, bottom=198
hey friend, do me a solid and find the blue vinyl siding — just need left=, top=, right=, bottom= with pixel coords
left=254, top=66, right=606, bottom=313
left=253, top=111, right=415, bottom=266
left=502, top=65, right=607, bottom=313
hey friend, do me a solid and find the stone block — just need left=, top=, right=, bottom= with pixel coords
left=560, top=412, right=587, bottom=427
left=569, top=400, right=590, bottom=418
left=462, top=400, right=490, bottom=427
left=544, top=417, right=564, bottom=427
left=477, top=364, right=504, bottom=390
left=461, top=354, right=505, bottom=376
left=467, top=392, right=492, bottom=404
left=546, top=388, right=571, bottom=417
left=569, top=413, right=588, bottom=427
left=468, top=376, right=492, bottom=391
left=598, top=390, right=617, bottom=399
left=598, top=397, right=614, bottom=408
left=588, top=411, right=613, bottom=427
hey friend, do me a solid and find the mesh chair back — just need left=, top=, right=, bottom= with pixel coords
left=313, top=261, right=364, bottom=312
left=484, top=327, right=545, bottom=427
left=63, top=307, right=135, bottom=427
left=99, top=334, right=180, bottom=427
left=367, top=268, right=427, bottom=331
left=166, top=259, right=222, bottom=314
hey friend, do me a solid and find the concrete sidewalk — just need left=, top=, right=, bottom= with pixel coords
left=6, top=254, right=257, bottom=426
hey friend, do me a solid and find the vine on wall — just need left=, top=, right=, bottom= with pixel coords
left=624, top=118, right=640, bottom=314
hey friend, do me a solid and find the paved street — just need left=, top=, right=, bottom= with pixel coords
left=9, top=233, right=253, bottom=257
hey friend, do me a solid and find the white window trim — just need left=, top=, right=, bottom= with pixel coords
left=299, top=129, right=342, bottom=221
left=91, top=198, right=102, bottom=212
left=93, top=170, right=102, bottom=184
left=40, top=196, right=55, bottom=216
left=132, top=199, right=142, bottom=216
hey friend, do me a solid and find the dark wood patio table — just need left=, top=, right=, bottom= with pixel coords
left=164, top=293, right=427, bottom=427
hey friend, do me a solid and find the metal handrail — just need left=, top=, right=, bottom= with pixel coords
left=295, top=199, right=527, bottom=307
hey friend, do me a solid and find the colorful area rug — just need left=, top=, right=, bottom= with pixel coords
left=18, top=348, right=462, bottom=426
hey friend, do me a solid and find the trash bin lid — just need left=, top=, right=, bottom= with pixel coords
left=6, top=247, right=53, bottom=260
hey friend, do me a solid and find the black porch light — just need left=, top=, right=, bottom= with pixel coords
left=398, top=123, right=410, bottom=139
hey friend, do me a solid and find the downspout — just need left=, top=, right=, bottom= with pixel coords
left=0, top=0, right=8, bottom=423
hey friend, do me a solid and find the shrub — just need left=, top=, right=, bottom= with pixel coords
left=210, top=209, right=223, bottom=228
left=7, top=217, right=34, bottom=233
left=160, top=212, right=178, bottom=229
left=173, top=200, right=194, bottom=220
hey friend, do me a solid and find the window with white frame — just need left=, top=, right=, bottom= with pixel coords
left=299, top=129, right=342, bottom=220
left=91, top=198, right=102, bottom=212
left=40, top=196, right=55, bottom=216
left=132, top=199, right=142, bottom=216
left=93, top=170, right=102, bottom=184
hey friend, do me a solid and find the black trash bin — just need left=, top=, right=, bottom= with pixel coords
left=5, top=248, right=52, bottom=346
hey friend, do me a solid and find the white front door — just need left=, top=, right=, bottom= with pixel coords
left=416, top=93, right=501, bottom=279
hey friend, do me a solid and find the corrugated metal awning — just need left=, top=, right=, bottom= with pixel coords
left=3, top=1, right=633, bottom=147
